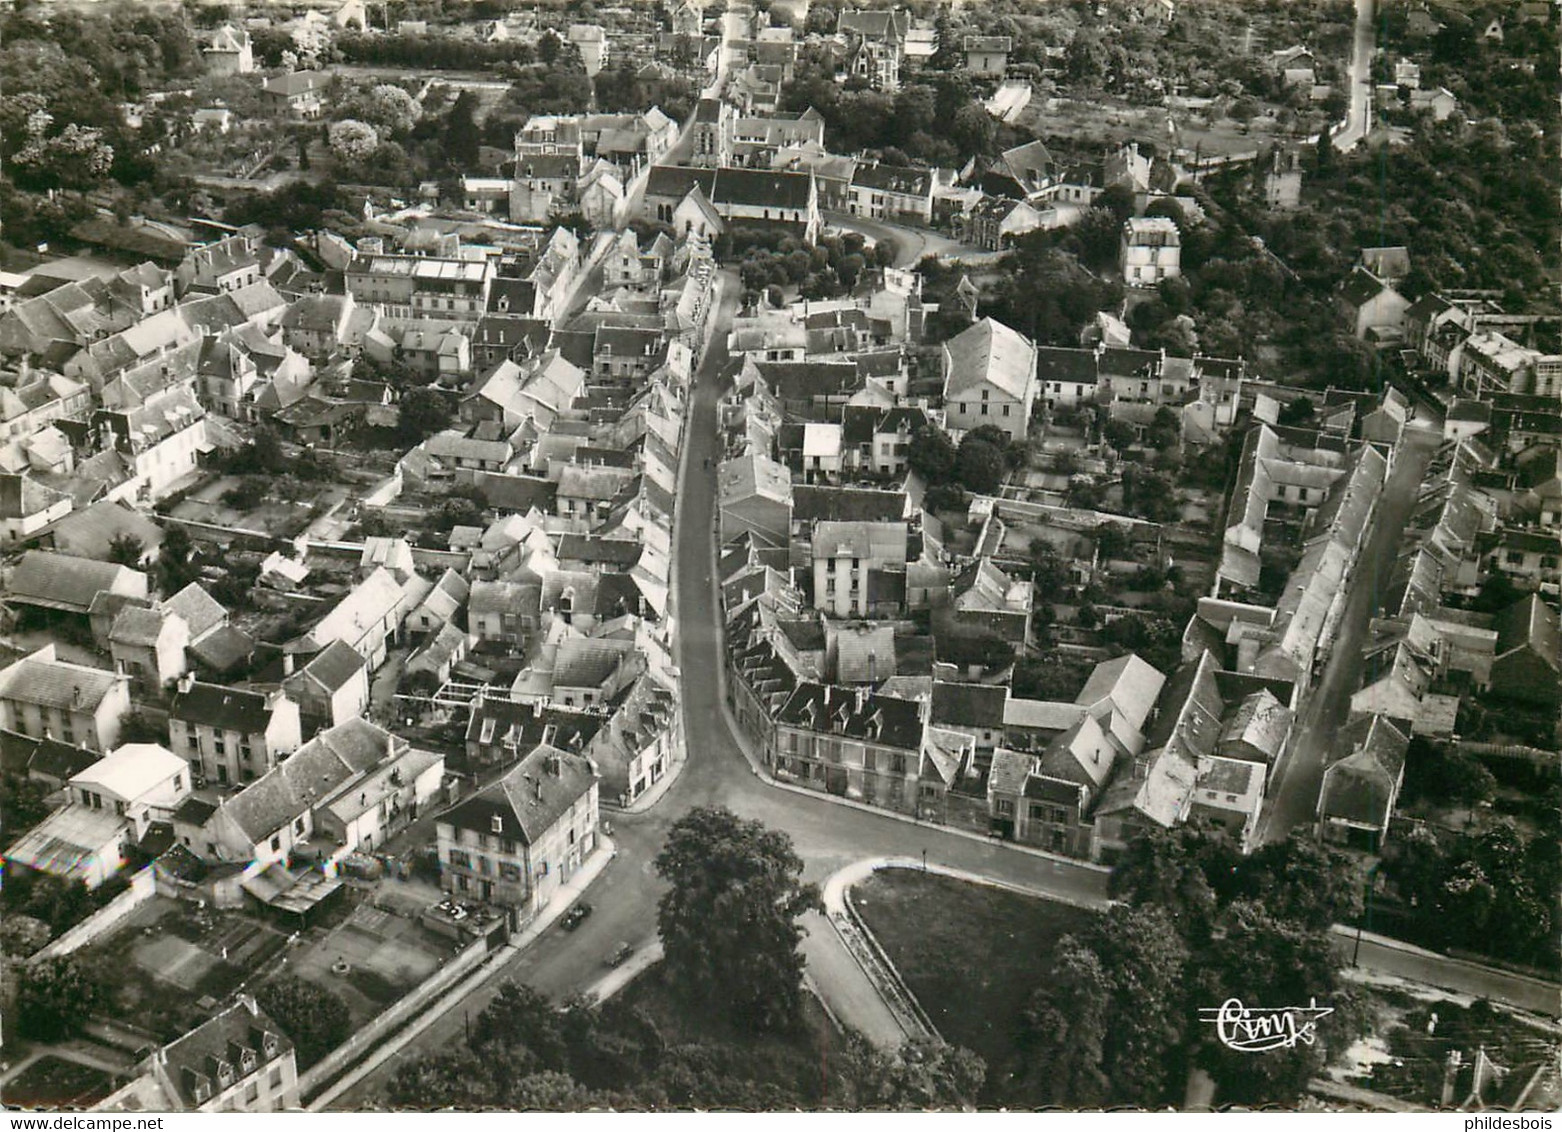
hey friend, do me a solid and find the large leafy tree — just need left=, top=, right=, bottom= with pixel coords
left=954, top=433, right=1006, bottom=495
left=106, top=533, right=145, bottom=568
left=1022, top=905, right=1189, bottom=1108
left=397, top=386, right=455, bottom=445
left=156, top=523, right=200, bottom=595
left=256, top=975, right=351, bottom=1068
left=1190, top=901, right=1358, bottom=1106
left=654, top=806, right=821, bottom=1032
left=1238, top=835, right=1364, bottom=931
left=16, top=956, right=104, bottom=1041
left=1016, top=939, right=1111, bottom=1106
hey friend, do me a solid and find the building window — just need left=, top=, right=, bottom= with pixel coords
left=996, top=799, right=1014, bottom=816
left=270, top=836, right=281, bottom=852
left=448, top=849, right=471, bottom=868
left=268, top=1067, right=283, bottom=1090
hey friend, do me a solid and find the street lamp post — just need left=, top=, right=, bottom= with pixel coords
left=921, top=849, right=927, bottom=873
left=1352, top=863, right=1378, bottom=967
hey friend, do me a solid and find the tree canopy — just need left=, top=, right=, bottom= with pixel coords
left=654, top=806, right=821, bottom=1032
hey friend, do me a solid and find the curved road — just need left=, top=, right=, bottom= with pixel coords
left=329, top=267, right=1112, bottom=1107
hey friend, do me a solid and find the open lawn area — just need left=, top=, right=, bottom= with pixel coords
left=851, top=868, right=1097, bottom=1102
left=76, top=897, right=289, bottom=1042
left=1, top=1056, right=116, bottom=1109
left=168, top=475, right=316, bottom=536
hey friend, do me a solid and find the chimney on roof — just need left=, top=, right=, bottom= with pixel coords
left=283, top=651, right=295, bottom=677
left=177, top=672, right=195, bottom=695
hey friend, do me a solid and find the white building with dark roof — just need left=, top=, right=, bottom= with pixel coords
left=942, top=317, right=1037, bottom=441
left=97, top=995, right=297, bottom=1113
left=434, top=743, right=599, bottom=928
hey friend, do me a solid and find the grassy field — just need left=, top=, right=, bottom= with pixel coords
left=1, top=1056, right=116, bottom=1110
left=851, top=869, right=1098, bottom=1098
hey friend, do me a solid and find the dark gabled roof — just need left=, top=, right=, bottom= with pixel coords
left=775, top=682, right=924, bottom=750
left=1035, top=346, right=1100, bottom=384
left=1340, top=266, right=1392, bottom=307
left=931, top=680, right=1009, bottom=728
left=850, top=163, right=932, bottom=197
left=188, top=624, right=256, bottom=676
left=438, top=744, right=596, bottom=845
left=162, top=996, right=292, bottom=1109
left=27, top=737, right=101, bottom=782
left=712, top=167, right=814, bottom=210
left=289, top=639, right=366, bottom=695
left=513, top=153, right=579, bottom=180
left=170, top=681, right=277, bottom=734
left=792, top=484, right=907, bottom=523
left=1495, top=594, right=1561, bottom=669
left=1319, top=714, right=1409, bottom=828
left=645, top=165, right=717, bottom=201
left=475, top=472, right=558, bottom=514
left=756, top=359, right=859, bottom=402
left=9, top=550, right=143, bottom=614
left=556, top=534, right=641, bottom=567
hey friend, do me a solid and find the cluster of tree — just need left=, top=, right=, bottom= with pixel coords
left=1384, top=810, right=1561, bottom=972
left=731, top=230, right=895, bottom=298
left=386, top=808, right=986, bottom=1110
left=1016, top=827, right=1369, bottom=1108
left=14, top=956, right=107, bottom=1042
left=947, top=0, right=1351, bottom=110
left=2, top=4, right=199, bottom=104
left=1399, top=737, right=1498, bottom=810
left=223, top=178, right=355, bottom=236
left=1118, top=462, right=1181, bottom=523
left=255, top=975, right=353, bottom=1069
left=593, top=59, right=699, bottom=126
left=1011, top=653, right=1094, bottom=701
left=333, top=30, right=549, bottom=71
left=908, top=423, right=1026, bottom=503
left=1095, top=611, right=1183, bottom=676
left=493, top=37, right=594, bottom=116
left=1, top=869, right=129, bottom=944
left=980, top=226, right=1126, bottom=347
left=1192, top=106, right=1556, bottom=381
left=780, top=57, right=1016, bottom=168
left=1377, top=5, right=1559, bottom=124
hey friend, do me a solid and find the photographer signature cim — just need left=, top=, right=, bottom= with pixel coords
left=1200, top=998, right=1335, bottom=1053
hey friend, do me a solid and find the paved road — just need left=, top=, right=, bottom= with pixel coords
left=822, top=212, right=979, bottom=269
left=331, top=264, right=1116, bottom=1105
left=1255, top=424, right=1441, bottom=845
left=1333, top=927, right=1562, bottom=1018
left=1334, top=0, right=1377, bottom=151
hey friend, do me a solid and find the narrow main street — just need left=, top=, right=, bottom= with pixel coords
left=1256, top=422, right=1442, bottom=845
left=328, top=267, right=1114, bottom=1106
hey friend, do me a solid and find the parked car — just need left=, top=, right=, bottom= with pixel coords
left=561, top=902, right=592, bottom=931
left=607, top=941, right=634, bottom=967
